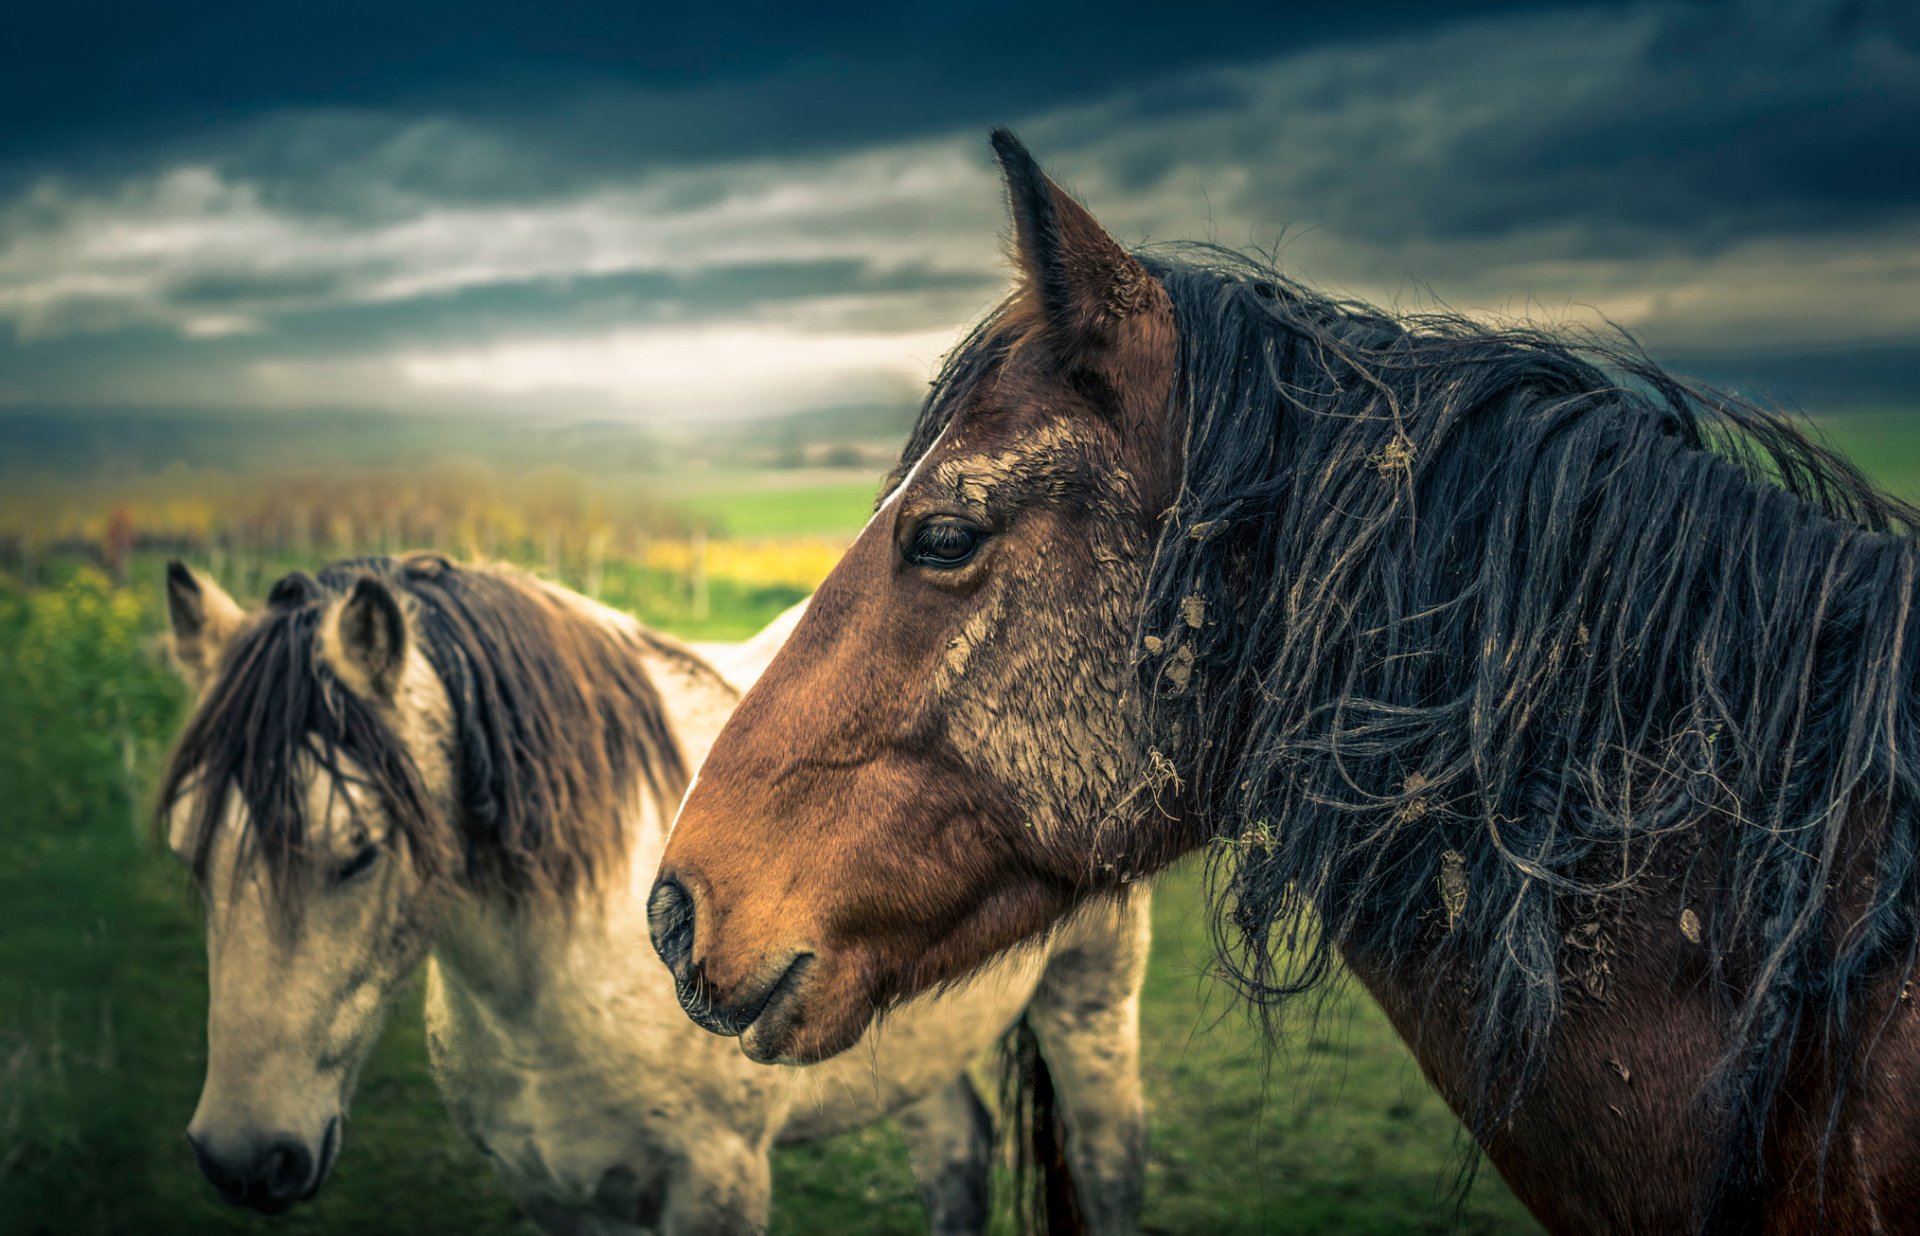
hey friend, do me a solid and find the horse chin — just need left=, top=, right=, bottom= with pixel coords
left=736, top=955, right=870, bottom=1065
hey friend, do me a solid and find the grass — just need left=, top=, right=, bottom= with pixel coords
left=1812, top=410, right=1920, bottom=505
left=650, top=468, right=886, bottom=538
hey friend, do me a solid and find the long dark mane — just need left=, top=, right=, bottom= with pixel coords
left=904, top=244, right=1920, bottom=1229
left=158, top=554, right=689, bottom=914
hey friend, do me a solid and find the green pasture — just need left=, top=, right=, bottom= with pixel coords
left=5, top=408, right=1920, bottom=1235
left=1816, top=412, right=1920, bottom=504
left=649, top=468, right=885, bottom=538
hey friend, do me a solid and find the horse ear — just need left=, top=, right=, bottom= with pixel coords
left=323, top=576, right=408, bottom=700
left=165, top=560, right=245, bottom=687
left=991, top=129, right=1169, bottom=377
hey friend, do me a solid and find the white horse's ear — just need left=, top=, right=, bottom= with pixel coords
left=323, top=576, right=408, bottom=700
left=165, top=560, right=245, bottom=687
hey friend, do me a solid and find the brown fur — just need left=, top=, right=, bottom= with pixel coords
left=1351, top=831, right=1920, bottom=1232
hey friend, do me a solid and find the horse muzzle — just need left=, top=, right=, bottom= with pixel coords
left=187, top=1114, right=340, bottom=1214
left=647, top=874, right=818, bottom=1060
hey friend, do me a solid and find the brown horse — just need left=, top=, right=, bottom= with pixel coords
left=654, top=131, right=1920, bottom=1234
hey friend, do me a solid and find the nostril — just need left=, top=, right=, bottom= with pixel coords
left=648, top=875, right=696, bottom=975
left=260, top=1137, right=313, bottom=1201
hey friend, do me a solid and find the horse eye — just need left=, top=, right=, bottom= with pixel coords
left=334, top=846, right=380, bottom=884
left=906, top=519, right=985, bottom=569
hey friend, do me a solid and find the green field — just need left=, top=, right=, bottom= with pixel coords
left=651, top=468, right=886, bottom=538
left=5, top=409, right=1920, bottom=1235
left=1815, top=412, right=1920, bottom=504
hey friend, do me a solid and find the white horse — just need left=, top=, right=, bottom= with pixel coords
left=159, top=553, right=1150, bottom=1234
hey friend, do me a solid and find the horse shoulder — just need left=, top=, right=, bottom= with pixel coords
left=1349, top=895, right=1721, bottom=1234
left=1762, top=947, right=1920, bottom=1231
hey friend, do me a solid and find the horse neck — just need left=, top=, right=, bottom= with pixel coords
left=420, top=777, right=785, bottom=1167
left=427, top=791, right=663, bottom=1017
left=426, top=631, right=740, bottom=1019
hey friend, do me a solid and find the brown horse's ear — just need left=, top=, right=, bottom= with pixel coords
left=991, top=129, right=1169, bottom=383
left=165, top=560, right=245, bottom=687
left=322, top=576, right=407, bottom=700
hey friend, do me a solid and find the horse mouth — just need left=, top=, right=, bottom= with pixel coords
left=304, top=1115, right=342, bottom=1201
left=674, top=952, right=815, bottom=1051
left=737, top=953, right=818, bottom=1063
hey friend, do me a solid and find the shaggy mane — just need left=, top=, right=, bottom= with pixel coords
left=158, top=554, right=687, bottom=914
left=901, top=243, right=1920, bottom=1231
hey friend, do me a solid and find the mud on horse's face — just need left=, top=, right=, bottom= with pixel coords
left=652, top=133, right=1184, bottom=1064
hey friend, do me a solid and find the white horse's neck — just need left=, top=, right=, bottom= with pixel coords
left=426, top=794, right=664, bottom=1014
left=418, top=606, right=797, bottom=1205
left=426, top=614, right=747, bottom=1019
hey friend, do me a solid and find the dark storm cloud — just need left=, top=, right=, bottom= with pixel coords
left=1037, top=0, right=1920, bottom=258
left=1673, top=342, right=1920, bottom=410
left=159, top=259, right=981, bottom=317
left=12, top=0, right=1910, bottom=248
left=167, top=268, right=353, bottom=309
left=0, top=0, right=1915, bottom=416
left=0, top=0, right=1554, bottom=186
left=235, top=261, right=1001, bottom=348
left=1414, top=1, right=1920, bottom=246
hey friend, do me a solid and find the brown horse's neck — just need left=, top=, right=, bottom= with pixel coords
left=1336, top=866, right=1920, bottom=1236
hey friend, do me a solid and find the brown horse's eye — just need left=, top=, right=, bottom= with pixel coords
left=905, top=519, right=985, bottom=569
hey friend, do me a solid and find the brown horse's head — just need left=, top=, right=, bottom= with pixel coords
left=653, top=132, right=1190, bottom=1063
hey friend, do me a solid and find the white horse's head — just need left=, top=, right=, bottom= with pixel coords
left=159, top=554, right=684, bottom=1214
left=161, top=562, right=452, bottom=1213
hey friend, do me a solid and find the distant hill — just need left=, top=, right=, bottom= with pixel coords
left=4, top=341, right=1913, bottom=483
left=0, top=400, right=919, bottom=480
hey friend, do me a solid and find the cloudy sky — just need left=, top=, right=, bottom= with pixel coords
left=2, top=0, right=1915, bottom=423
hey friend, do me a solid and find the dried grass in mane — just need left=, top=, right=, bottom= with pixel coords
left=157, top=554, right=687, bottom=916
left=902, top=243, right=1920, bottom=1231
